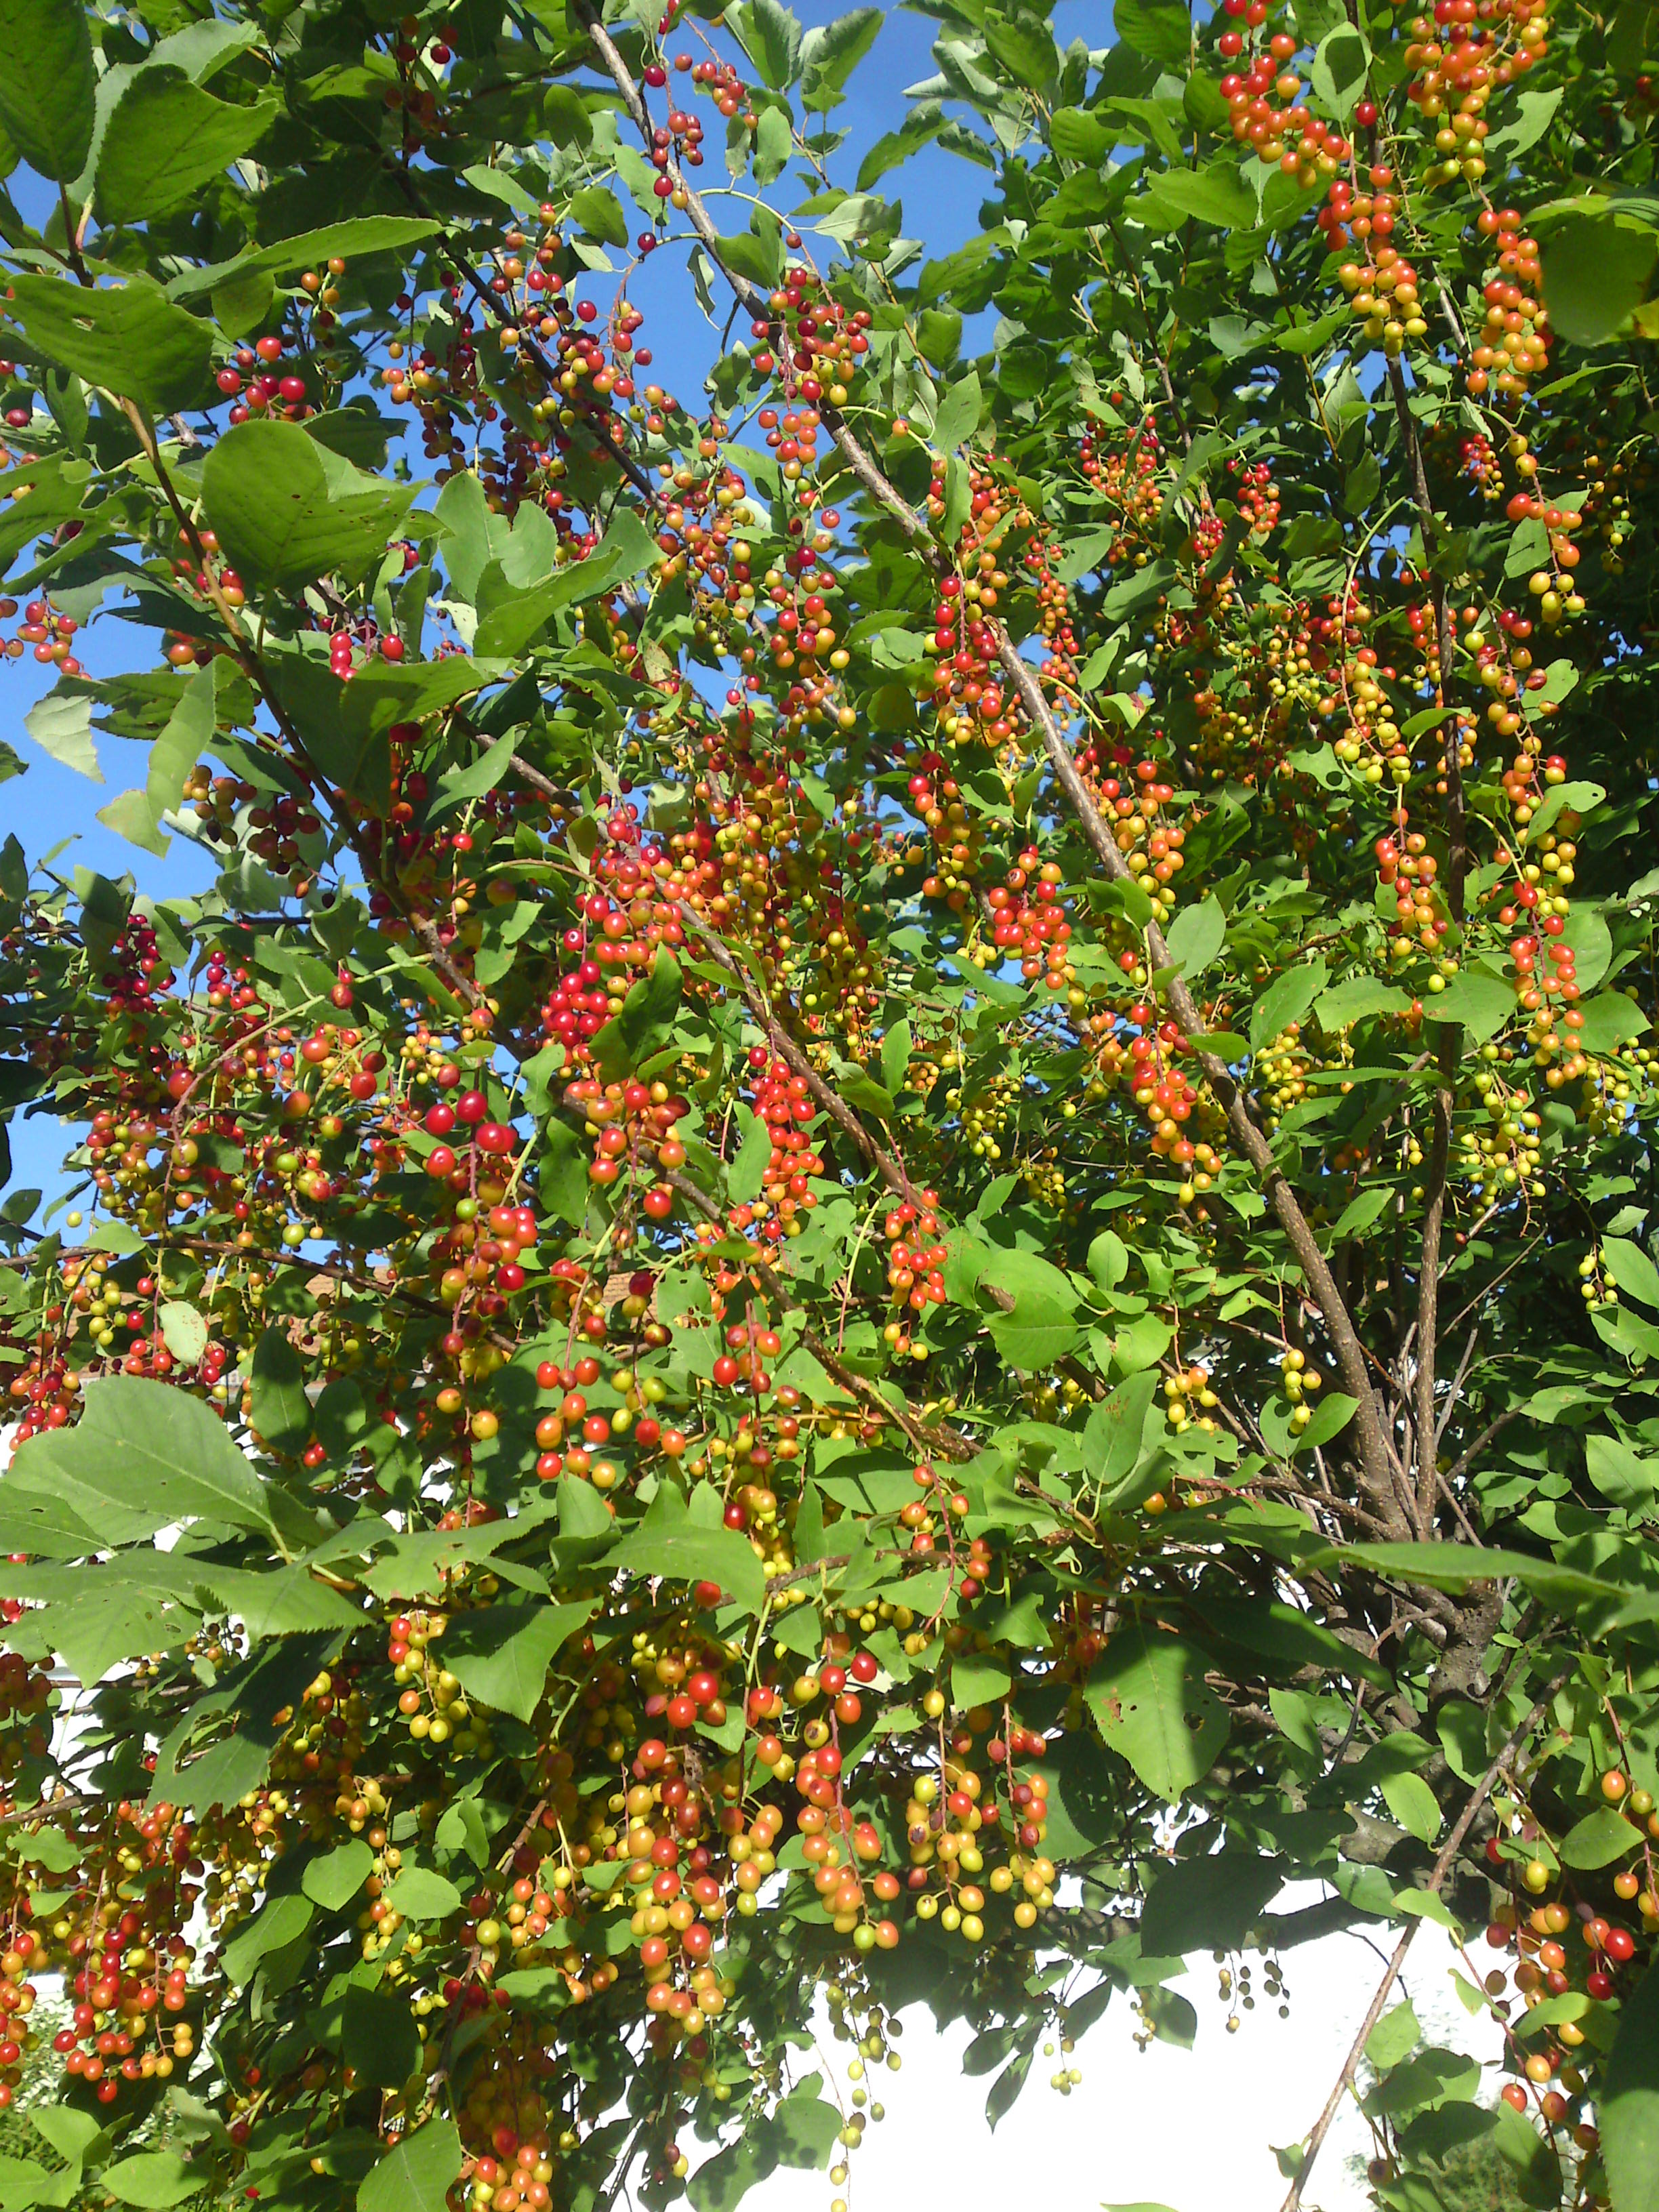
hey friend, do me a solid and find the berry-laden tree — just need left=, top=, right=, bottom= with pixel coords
left=0, top=0, right=1658, bottom=2205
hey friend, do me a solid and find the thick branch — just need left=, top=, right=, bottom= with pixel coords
left=568, top=0, right=1395, bottom=1517
left=993, top=638, right=1411, bottom=1537
left=1414, top=1038, right=1458, bottom=1536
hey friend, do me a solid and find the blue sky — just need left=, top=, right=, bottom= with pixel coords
left=1, top=0, right=1104, bottom=1207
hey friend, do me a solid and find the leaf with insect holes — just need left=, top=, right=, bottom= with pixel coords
left=157, top=1300, right=207, bottom=1367
left=0, top=270, right=214, bottom=412
left=1086, top=1630, right=1229, bottom=1802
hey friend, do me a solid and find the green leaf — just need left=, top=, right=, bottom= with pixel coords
left=1050, top=107, right=1111, bottom=163
left=1112, top=0, right=1191, bottom=64
left=1559, top=1806, right=1643, bottom=1868
left=932, top=369, right=982, bottom=454
left=382, top=1865, right=464, bottom=1921
left=1487, top=84, right=1561, bottom=157
left=472, top=510, right=659, bottom=655
left=150, top=1631, right=342, bottom=1812
left=157, top=1300, right=208, bottom=1368
left=558, top=1477, right=613, bottom=1541
left=1603, top=1961, right=1659, bottom=2212
left=212, top=262, right=275, bottom=341
left=96, top=70, right=278, bottom=220
left=1139, top=1845, right=1284, bottom=1957
left=689, top=2133, right=777, bottom=2212
left=982, top=7, right=1058, bottom=89
left=737, top=0, right=802, bottom=87
left=9, top=1376, right=280, bottom=1544
left=728, top=1104, right=773, bottom=1204
left=1429, top=965, right=1515, bottom=1043
left=607, top=1488, right=766, bottom=1614
left=1380, top=1770, right=1442, bottom=1845
left=539, top=1120, right=590, bottom=1227
left=1250, top=957, right=1328, bottom=1050
left=222, top=1891, right=312, bottom=1983
left=428, top=732, right=518, bottom=817
left=100, top=775, right=171, bottom=861
left=592, top=950, right=683, bottom=1083
left=985, top=2049, right=1033, bottom=2131
left=0, top=0, right=96, bottom=182
left=857, top=102, right=947, bottom=190
left=541, top=83, right=592, bottom=146
left=771, top=2091, right=840, bottom=2167
left=1163, top=895, right=1226, bottom=975
left=1577, top=991, right=1650, bottom=1054
left=1366, top=2001, right=1422, bottom=2071
left=1141, top=161, right=1256, bottom=232
left=880, top=1015, right=912, bottom=1100
left=800, top=7, right=882, bottom=110
left=1488, top=2099, right=1564, bottom=2206
left=1315, top=976, right=1410, bottom=1029
left=169, top=218, right=441, bottom=302
left=1584, top=1433, right=1658, bottom=1510
left=1082, top=1369, right=1159, bottom=1491
left=338, top=1984, right=421, bottom=2091
left=1605, top=1237, right=1659, bottom=1311
left=1542, top=213, right=1657, bottom=344
left=273, top=653, right=491, bottom=811
left=102, top=2154, right=205, bottom=2208
left=203, top=417, right=417, bottom=590
left=302, top=1838, right=373, bottom=1911
left=0, top=271, right=213, bottom=413
left=1085, top=1629, right=1229, bottom=1802
left=252, top=1325, right=312, bottom=1455
left=754, top=102, right=792, bottom=186
left=569, top=184, right=629, bottom=248
left=143, top=657, right=221, bottom=833
left=1310, top=24, right=1370, bottom=120
left=359, top=2118, right=463, bottom=2212
left=987, top=1307, right=1084, bottom=1371
left=441, top=1599, right=593, bottom=1724
left=24, top=685, right=101, bottom=781
left=718, top=227, right=784, bottom=291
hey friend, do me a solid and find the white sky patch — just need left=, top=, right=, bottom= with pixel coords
left=727, top=1902, right=1503, bottom=2212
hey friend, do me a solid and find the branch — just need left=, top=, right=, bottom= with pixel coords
left=565, top=5, right=1395, bottom=1515
left=1278, top=1659, right=1572, bottom=2212
left=1385, top=359, right=1468, bottom=920
left=1414, top=1037, right=1458, bottom=1536
left=992, top=638, right=1411, bottom=1538
left=663, top=1168, right=972, bottom=1462
left=674, top=908, right=941, bottom=1221
left=1442, top=1406, right=1521, bottom=1488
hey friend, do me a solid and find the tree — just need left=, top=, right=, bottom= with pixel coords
left=0, top=0, right=1653, bottom=2207
left=1418, top=2136, right=1532, bottom=2210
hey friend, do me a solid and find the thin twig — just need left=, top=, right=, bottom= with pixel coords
left=1278, top=1659, right=1572, bottom=2212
